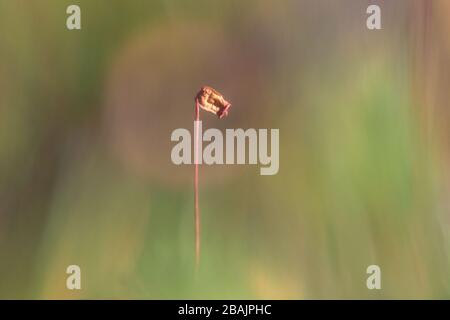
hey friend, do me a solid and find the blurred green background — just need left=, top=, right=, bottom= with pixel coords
left=1, top=0, right=450, bottom=299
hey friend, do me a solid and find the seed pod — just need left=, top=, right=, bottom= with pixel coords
left=195, top=86, right=232, bottom=119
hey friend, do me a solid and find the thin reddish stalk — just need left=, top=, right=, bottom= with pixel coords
left=193, top=87, right=230, bottom=271
left=194, top=99, right=201, bottom=270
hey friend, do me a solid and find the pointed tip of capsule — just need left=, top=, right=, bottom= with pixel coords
left=218, top=103, right=232, bottom=119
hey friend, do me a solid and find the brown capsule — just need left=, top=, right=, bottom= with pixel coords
left=195, top=86, right=232, bottom=119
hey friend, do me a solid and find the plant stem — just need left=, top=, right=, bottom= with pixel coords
left=194, top=99, right=201, bottom=271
